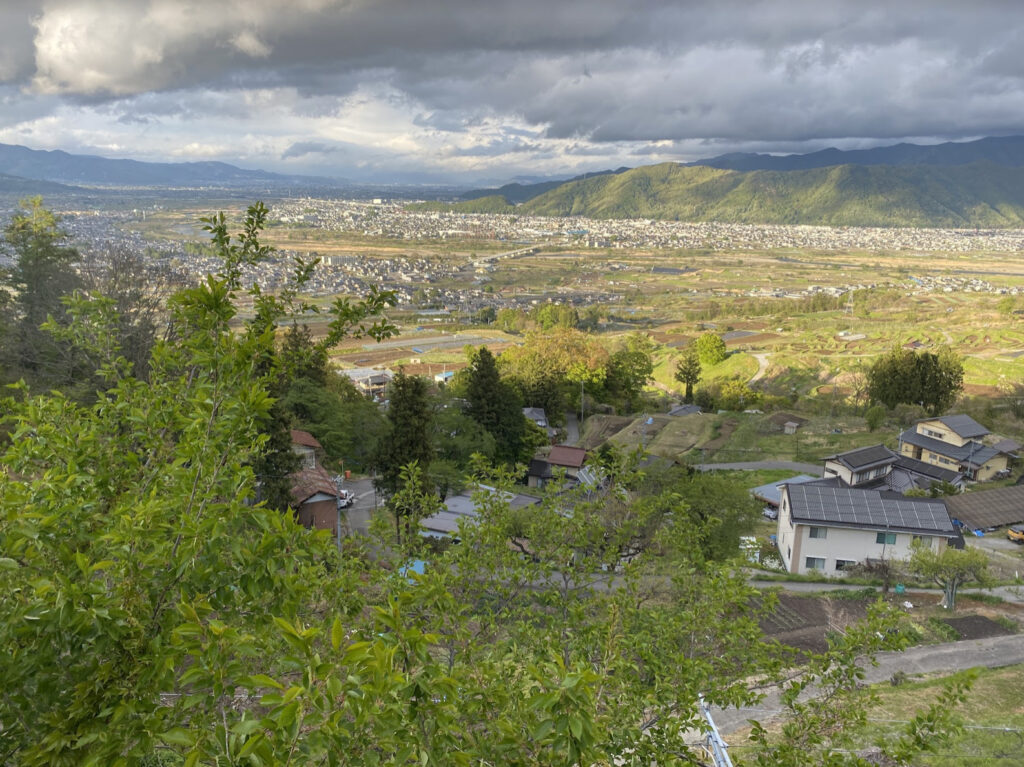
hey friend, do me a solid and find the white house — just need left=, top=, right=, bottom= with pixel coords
left=777, top=483, right=956, bottom=576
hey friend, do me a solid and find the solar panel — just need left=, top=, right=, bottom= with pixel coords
left=787, top=484, right=954, bottom=534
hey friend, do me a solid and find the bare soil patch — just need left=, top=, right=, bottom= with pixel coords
left=701, top=419, right=738, bottom=452
left=939, top=615, right=1014, bottom=640
left=759, top=593, right=871, bottom=654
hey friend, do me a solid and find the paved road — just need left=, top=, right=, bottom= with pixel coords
left=697, top=460, right=823, bottom=475
left=564, top=411, right=580, bottom=446
left=341, top=477, right=378, bottom=535
left=709, top=632, right=1024, bottom=735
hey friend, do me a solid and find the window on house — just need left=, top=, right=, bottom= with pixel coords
left=876, top=532, right=897, bottom=545
left=835, top=559, right=856, bottom=571
left=805, top=556, right=825, bottom=570
left=809, top=526, right=828, bottom=539
left=913, top=535, right=933, bottom=547
left=923, top=428, right=944, bottom=439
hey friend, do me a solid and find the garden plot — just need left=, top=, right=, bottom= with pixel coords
left=758, top=593, right=871, bottom=654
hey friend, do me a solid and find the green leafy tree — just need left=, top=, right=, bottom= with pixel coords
left=694, top=332, right=727, bottom=365
left=864, top=403, right=886, bottom=431
left=499, top=328, right=608, bottom=424
left=0, top=202, right=397, bottom=766
left=604, top=333, right=654, bottom=412
left=434, top=392, right=497, bottom=467
left=674, top=347, right=702, bottom=403
left=495, top=307, right=528, bottom=333
left=532, top=302, right=579, bottom=330
left=718, top=378, right=761, bottom=411
left=867, top=346, right=964, bottom=415
left=473, top=305, right=497, bottom=324
left=908, top=541, right=992, bottom=611
left=78, top=242, right=179, bottom=380
left=382, top=461, right=442, bottom=547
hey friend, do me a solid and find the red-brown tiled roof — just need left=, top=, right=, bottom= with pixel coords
left=290, top=465, right=339, bottom=505
left=548, top=445, right=587, bottom=468
left=290, top=429, right=322, bottom=449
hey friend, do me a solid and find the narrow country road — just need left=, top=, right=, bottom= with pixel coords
left=564, top=411, right=580, bottom=446
left=697, top=460, right=823, bottom=475
left=709, top=632, right=1024, bottom=735
left=749, top=352, right=771, bottom=383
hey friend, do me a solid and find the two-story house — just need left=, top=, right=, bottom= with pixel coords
left=777, top=483, right=956, bottom=576
left=289, top=429, right=342, bottom=536
left=898, top=415, right=1009, bottom=481
left=821, top=444, right=964, bottom=493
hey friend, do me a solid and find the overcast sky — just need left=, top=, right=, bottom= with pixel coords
left=3, top=0, right=1024, bottom=185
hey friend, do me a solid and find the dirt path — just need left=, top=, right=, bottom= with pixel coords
left=749, top=353, right=771, bottom=383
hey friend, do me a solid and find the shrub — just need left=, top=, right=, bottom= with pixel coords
left=865, top=404, right=886, bottom=432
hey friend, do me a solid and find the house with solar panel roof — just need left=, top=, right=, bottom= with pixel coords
left=776, top=483, right=958, bottom=576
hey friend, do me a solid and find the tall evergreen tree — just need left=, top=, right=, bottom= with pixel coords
left=466, top=346, right=527, bottom=465
left=674, top=347, right=701, bottom=403
left=373, top=370, right=434, bottom=497
left=0, top=197, right=85, bottom=389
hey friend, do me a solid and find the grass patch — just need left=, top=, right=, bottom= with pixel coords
left=865, top=664, right=1024, bottom=766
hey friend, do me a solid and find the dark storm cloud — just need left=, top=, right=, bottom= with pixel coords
left=5, top=0, right=1024, bottom=180
left=281, top=140, right=346, bottom=159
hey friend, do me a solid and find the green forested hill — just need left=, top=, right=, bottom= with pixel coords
left=428, top=162, right=1024, bottom=227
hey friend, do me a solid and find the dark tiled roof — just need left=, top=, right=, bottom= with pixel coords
left=899, top=431, right=999, bottom=468
left=786, top=484, right=955, bottom=535
left=893, top=455, right=962, bottom=483
left=932, top=414, right=990, bottom=439
left=826, top=444, right=898, bottom=470
left=944, top=486, right=1024, bottom=530
left=992, top=438, right=1022, bottom=455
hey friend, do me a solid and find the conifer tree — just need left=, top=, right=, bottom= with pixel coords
left=466, top=346, right=527, bottom=464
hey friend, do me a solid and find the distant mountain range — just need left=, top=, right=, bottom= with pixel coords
left=686, top=135, right=1024, bottom=172
left=0, top=172, right=84, bottom=196
left=0, top=143, right=343, bottom=189
left=422, top=161, right=1024, bottom=228
left=437, top=136, right=1024, bottom=227
left=460, top=167, right=630, bottom=203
